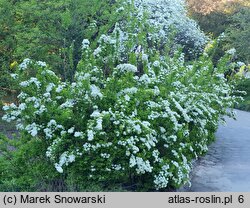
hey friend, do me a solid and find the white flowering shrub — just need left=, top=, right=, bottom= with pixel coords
left=133, top=0, right=207, bottom=57
left=1, top=1, right=239, bottom=190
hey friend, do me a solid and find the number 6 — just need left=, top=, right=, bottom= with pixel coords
left=238, top=195, right=244, bottom=203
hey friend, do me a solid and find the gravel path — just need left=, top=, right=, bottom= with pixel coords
left=180, top=109, right=250, bottom=192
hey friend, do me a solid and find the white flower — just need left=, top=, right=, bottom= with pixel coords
left=44, top=128, right=52, bottom=139
left=90, top=85, right=103, bottom=98
left=95, top=118, right=103, bottom=130
left=93, top=47, right=102, bottom=56
left=18, top=92, right=27, bottom=99
left=245, top=72, right=250, bottom=78
left=116, top=64, right=137, bottom=73
left=18, top=103, right=26, bottom=111
left=41, top=69, right=56, bottom=76
left=74, top=132, right=83, bottom=137
left=139, top=74, right=151, bottom=84
left=87, top=130, right=94, bottom=141
left=153, top=86, right=160, bottom=95
left=55, top=164, right=63, bottom=173
left=48, top=119, right=57, bottom=127
left=16, top=123, right=24, bottom=130
left=61, top=130, right=67, bottom=136
left=237, top=62, right=245, bottom=67
left=134, top=124, right=142, bottom=134
left=20, top=81, right=29, bottom=87
left=129, top=155, right=136, bottom=167
left=168, top=135, right=177, bottom=142
left=82, top=39, right=90, bottom=49
left=153, top=61, right=160, bottom=67
left=121, top=87, right=138, bottom=95
left=31, top=128, right=38, bottom=136
left=56, top=84, right=65, bottom=93
left=2, top=105, right=10, bottom=111
left=35, top=105, right=46, bottom=115
left=90, top=110, right=101, bottom=118
left=10, top=73, right=18, bottom=79
left=135, top=157, right=153, bottom=174
left=172, top=160, right=179, bottom=167
left=83, top=143, right=91, bottom=151
left=142, top=53, right=148, bottom=62
left=124, top=94, right=130, bottom=101
left=160, top=127, right=166, bottom=133
left=101, top=153, right=110, bottom=159
left=226, top=48, right=236, bottom=55
left=154, top=164, right=170, bottom=189
left=99, top=34, right=116, bottom=44
left=216, top=73, right=224, bottom=79
left=37, top=61, right=47, bottom=67
left=43, top=92, right=50, bottom=98
left=60, top=99, right=74, bottom=108
left=152, top=150, right=160, bottom=162
left=29, top=77, right=41, bottom=88
left=10, top=103, right=17, bottom=108
left=116, top=6, right=124, bottom=12
left=58, top=152, right=68, bottom=166
left=142, top=121, right=150, bottom=127
left=19, top=58, right=31, bottom=70
left=25, top=123, right=39, bottom=137
left=46, top=83, right=55, bottom=92
left=112, top=164, right=122, bottom=171
left=68, top=127, right=75, bottom=134
left=68, top=154, right=75, bottom=163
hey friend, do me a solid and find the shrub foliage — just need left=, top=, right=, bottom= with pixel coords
left=1, top=0, right=240, bottom=191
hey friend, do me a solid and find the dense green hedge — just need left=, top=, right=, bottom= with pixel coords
left=234, top=78, right=250, bottom=111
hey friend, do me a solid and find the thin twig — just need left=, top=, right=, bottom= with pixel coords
left=0, top=87, right=17, bottom=93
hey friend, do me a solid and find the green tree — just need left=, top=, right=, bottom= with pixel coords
left=12, top=0, right=124, bottom=81
left=224, top=6, right=250, bottom=64
left=0, top=0, right=16, bottom=91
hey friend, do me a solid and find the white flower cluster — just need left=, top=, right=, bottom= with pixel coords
left=37, top=61, right=47, bottom=67
left=20, top=77, right=41, bottom=88
left=19, top=58, right=31, bottom=70
left=154, top=165, right=170, bottom=190
left=226, top=48, right=236, bottom=55
left=82, top=39, right=90, bottom=50
left=129, top=155, right=153, bottom=174
left=25, top=123, right=40, bottom=137
left=116, top=64, right=138, bottom=74
left=55, top=152, right=76, bottom=173
left=90, top=85, right=103, bottom=99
